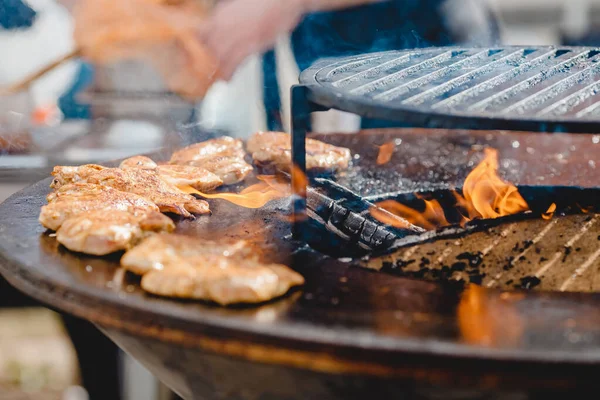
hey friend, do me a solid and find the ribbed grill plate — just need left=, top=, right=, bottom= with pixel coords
left=300, top=46, right=600, bottom=132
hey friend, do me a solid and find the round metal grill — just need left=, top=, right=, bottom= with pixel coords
left=300, top=46, right=600, bottom=132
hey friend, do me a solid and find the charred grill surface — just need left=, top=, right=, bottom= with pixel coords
left=363, top=213, right=600, bottom=293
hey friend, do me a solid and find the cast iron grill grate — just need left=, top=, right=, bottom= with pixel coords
left=299, top=46, right=600, bottom=132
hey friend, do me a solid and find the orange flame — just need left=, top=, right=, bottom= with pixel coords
left=576, top=203, right=594, bottom=214
left=376, top=141, right=395, bottom=165
left=371, top=198, right=449, bottom=231
left=370, top=148, right=532, bottom=231
left=179, top=164, right=309, bottom=212
left=542, top=203, right=557, bottom=220
left=179, top=175, right=290, bottom=209
left=460, top=148, right=529, bottom=219
left=291, top=164, right=308, bottom=198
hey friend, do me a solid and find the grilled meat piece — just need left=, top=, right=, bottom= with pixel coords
left=79, top=167, right=210, bottom=217
left=190, top=155, right=252, bottom=186
left=247, top=131, right=352, bottom=173
left=170, top=136, right=245, bottom=164
left=120, top=156, right=223, bottom=192
left=119, top=156, right=158, bottom=169
left=56, top=210, right=174, bottom=256
left=156, top=164, right=223, bottom=192
left=51, top=164, right=106, bottom=189
left=121, top=234, right=304, bottom=305
left=169, top=136, right=253, bottom=185
left=40, top=183, right=161, bottom=231
left=140, top=261, right=304, bottom=305
left=120, top=233, right=251, bottom=275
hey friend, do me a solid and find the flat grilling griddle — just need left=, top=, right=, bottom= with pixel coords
left=0, top=131, right=600, bottom=400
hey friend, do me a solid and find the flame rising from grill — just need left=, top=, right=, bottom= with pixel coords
left=542, top=203, right=557, bottom=220
left=179, top=175, right=290, bottom=209
left=371, top=198, right=450, bottom=231
left=460, top=148, right=529, bottom=220
left=370, top=148, right=534, bottom=230
left=376, top=141, right=395, bottom=165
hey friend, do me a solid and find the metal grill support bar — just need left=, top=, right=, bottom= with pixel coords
left=291, top=85, right=309, bottom=240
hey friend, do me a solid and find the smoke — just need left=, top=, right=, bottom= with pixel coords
left=289, top=0, right=499, bottom=72
left=440, top=0, right=501, bottom=46
left=291, top=1, right=445, bottom=71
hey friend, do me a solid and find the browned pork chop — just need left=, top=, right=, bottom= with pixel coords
left=169, top=136, right=253, bottom=185
left=56, top=210, right=174, bottom=256
left=247, top=131, right=352, bottom=173
left=120, top=234, right=304, bottom=305
left=39, top=183, right=161, bottom=231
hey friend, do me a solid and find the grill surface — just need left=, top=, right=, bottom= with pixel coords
left=1, top=131, right=600, bottom=397
left=364, top=213, right=600, bottom=293
left=303, top=129, right=599, bottom=256
left=300, top=46, right=600, bottom=132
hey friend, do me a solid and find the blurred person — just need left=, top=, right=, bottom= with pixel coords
left=196, top=0, right=500, bottom=130
left=68, top=0, right=499, bottom=132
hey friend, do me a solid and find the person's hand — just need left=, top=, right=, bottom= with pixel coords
left=72, top=0, right=219, bottom=99
left=198, top=0, right=307, bottom=80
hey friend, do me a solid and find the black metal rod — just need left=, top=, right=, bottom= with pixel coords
left=290, top=85, right=310, bottom=240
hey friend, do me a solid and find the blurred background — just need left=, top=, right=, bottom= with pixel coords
left=0, top=0, right=598, bottom=399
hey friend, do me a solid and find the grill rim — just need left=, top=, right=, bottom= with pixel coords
left=3, top=179, right=600, bottom=367
left=299, top=45, right=600, bottom=133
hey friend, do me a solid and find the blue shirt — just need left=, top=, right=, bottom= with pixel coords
left=0, top=0, right=35, bottom=29
left=264, top=0, right=497, bottom=130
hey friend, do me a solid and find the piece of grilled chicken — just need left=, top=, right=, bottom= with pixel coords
left=40, top=183, right=162, bottom=231
left=50, top=164, right=106, bottom=189
left=119, top=156, right=223, bottom=192
left=121, top=234, right=304, bottom=305
left=120, top=233, right=251, bottom=275
left=56, top=210, right=175, bottom=256
left=118, top=156, right=158, bottom=169
left=52, top=166, right=210, bottom=217
left=169, top=136, right=253, bottom=185
left=247, top=131, right=352, bottom=173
